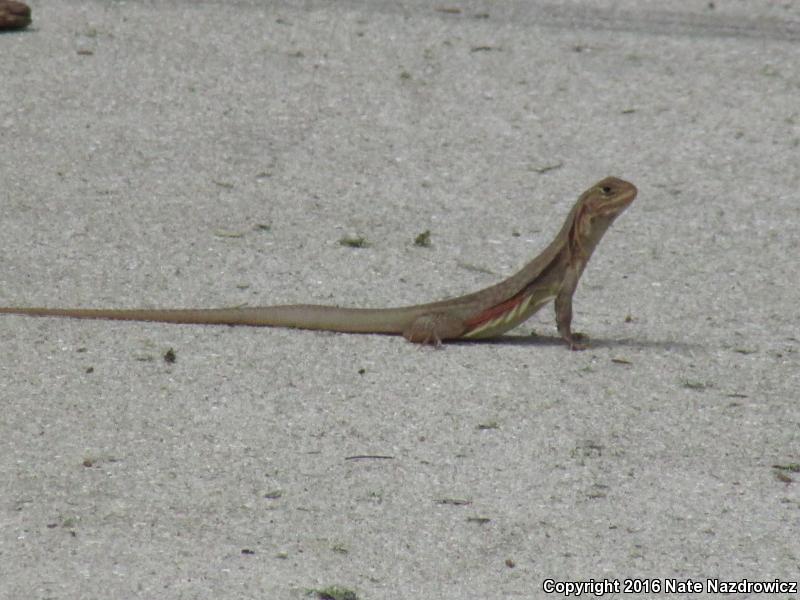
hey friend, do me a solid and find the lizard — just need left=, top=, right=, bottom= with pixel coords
left=0, top=176, right=637, bottom=348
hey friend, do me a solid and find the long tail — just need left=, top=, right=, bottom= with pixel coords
left=0, top=305, right=412, bottom=334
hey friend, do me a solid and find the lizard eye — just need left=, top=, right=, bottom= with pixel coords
left=600, top=185, right=613, bottom=194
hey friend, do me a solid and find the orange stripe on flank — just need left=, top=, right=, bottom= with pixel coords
left=464, top=291, right=528, bottom=329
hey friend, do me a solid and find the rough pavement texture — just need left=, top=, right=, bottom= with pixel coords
left=1, top=1, right=799, bottom=598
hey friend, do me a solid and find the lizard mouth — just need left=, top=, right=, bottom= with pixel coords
left=600, top=184, right=637, bottom=217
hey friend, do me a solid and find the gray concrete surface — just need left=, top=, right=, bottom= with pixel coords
left=1, top=1, right=799, bottom=598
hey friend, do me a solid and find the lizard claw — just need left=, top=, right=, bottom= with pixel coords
left=564, top=331, right=588, bottom=351
left=403, top=313, right=463, bottom=346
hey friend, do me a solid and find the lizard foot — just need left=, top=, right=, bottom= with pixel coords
left=563, top=331, right=588, bottom=351
left=403, top=313, right=465, bottom=346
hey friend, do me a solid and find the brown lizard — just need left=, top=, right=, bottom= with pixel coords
left=0, top=176, right=636, bottom=348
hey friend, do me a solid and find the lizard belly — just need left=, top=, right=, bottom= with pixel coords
left=461, top=293, right=555, bottom=339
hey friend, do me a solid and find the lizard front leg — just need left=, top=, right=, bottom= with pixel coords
left=403, top=313, right=466, bottom=345
left=555, top=265, right=586, bottom=350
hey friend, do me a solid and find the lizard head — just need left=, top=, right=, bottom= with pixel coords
left=581, top=176, right=637, bottom=220
left=570, top=176, right=637, bottom=258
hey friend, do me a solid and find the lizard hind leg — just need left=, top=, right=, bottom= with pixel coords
left=402, top=313, right=466, bottom=345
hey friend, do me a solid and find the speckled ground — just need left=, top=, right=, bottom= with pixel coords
left=1, top=1, right=799, bottom=598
